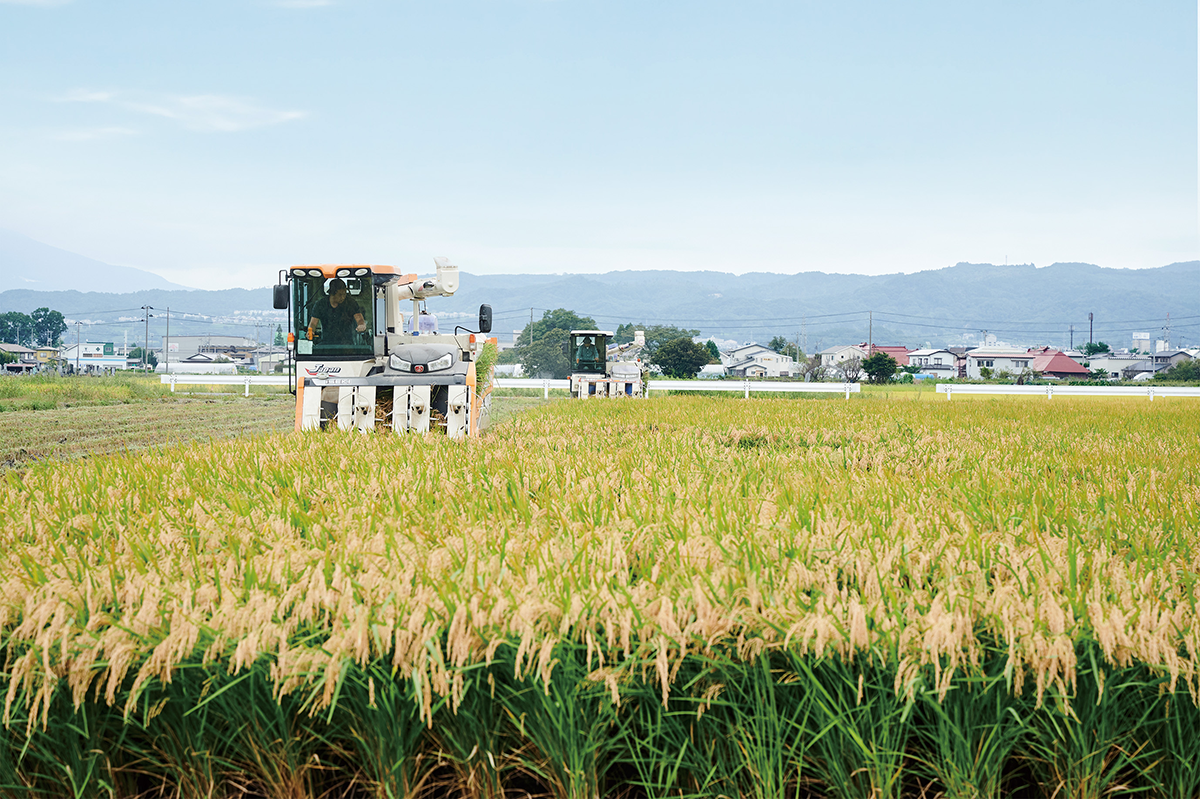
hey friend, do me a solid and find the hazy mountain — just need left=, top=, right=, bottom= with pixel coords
left=0, top=229, right=192, bottom=293
left=2, top=254, right=1197, bottom=350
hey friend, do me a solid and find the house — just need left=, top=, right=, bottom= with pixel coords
left=1027, top=347, right=1090, bottom=379
left=0, top=343, right=39, bottom=374
left=866, top=345, right=911, bottom=366
left=1151, top=350, right=1193, bottom=371
left=819, top=344, right=868, bottom=369
left=60, top=342, right=129, bottom=374
left=698, top=364, right=727, bottom=379
left=964, top=347, right=1036, bottom=379
left=907, top=348, right=957, bottom=377
left=1083, top=352, right=1143, bottom=380
left=722, top=344, right=799, bottom=378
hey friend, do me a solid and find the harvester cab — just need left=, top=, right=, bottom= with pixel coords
left=274, top=258, right=496, bottom=437
left=568, top=329, right=644, bottom=398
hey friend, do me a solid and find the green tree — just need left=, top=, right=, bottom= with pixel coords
left=652, top=337, right=711, bottom=378
left=639, top=325, right=700, bottom=358
left=1080, top=341, right=1110, bottom=357
left=519, top=327, right=570, bottom=378
left=516, top=309, right=598, bottom=349
left=29, top=307, right=66, bottom=347
left=128, top=347, right=158, bottom=369
left=1153, top=360, right=1200, bottom=383
left=704, top=340, right=721, bottom=362
left=861, top=351, right=898, bottom=384
left=767, top=335, right=801, bottom=360
left=274, top=324, right=285, bottom=346
left=0, top=311, right=34, bottom=346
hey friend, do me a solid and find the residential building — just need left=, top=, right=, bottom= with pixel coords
left=964, top=347, right=1036, bottom=379
left=907, top=348, right=957, bottom=377
left=1027, top=347, right=1090, bottom=379
left=722, top=344, right=798, bottom=378
left=819, top=344, right=868, bottom=369
left=1151, top=350, right=1193, bottom=371
left=1084, top=352, right=1142, bottom=380
left=866, top=345, right=911, bottom=366
left=0, top=343, right=39, bottom=374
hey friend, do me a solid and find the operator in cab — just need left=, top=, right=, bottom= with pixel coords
left=577, top=336, right=599, bottom=367
left=307, top=278, right=366, bottom=345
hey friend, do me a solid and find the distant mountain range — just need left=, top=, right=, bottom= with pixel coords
left=1, top=231, right=1197, bottom=350
left=0, top=229, right=192, bottom=293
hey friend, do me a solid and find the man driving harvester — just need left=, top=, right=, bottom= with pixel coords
left=306, top=278, right=366, bottom=344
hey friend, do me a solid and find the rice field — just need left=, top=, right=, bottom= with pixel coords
left=0, top=395, right=1198, bottom=798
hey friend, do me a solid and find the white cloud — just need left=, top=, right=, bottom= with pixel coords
left=53, top=126, right=139, bottom=142
left=58, top=90, right=306, bottom=133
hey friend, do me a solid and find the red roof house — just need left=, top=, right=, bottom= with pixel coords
left=1028, top=347, right=1089, bottom=378
left=864, top=344, right=911, bottom=366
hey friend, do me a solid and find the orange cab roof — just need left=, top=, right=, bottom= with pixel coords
left=289, top=265, right=418, bottom=282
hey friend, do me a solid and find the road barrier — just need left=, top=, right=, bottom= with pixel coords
left=646, top=380, right=860, bottom=399
left=493, top=378, right=861, bottom=399
left=160, top=374, right=290, bottom=396
left=935, top=383, right=1200, bottom=400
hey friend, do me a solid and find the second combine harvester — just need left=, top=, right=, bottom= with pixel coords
left=273, top=257, right=495, bottom=437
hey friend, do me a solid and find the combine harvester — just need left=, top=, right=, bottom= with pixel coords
left=567, top=329, right=645, bottom=398
left=273, top=258, right=495, bottom=437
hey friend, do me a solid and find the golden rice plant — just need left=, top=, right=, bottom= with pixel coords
left=0, top=395, right=1197, bottom=797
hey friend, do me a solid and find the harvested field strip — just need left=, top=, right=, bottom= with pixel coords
left=0, top=397, right=1197, bottom=798
left=0, top=396, right=294, bottom=470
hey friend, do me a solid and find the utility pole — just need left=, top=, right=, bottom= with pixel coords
left=868, top=311, right=873, bottom=355
left=165, top=307, right=170, bottom=375
left=1088, top=312, right=1094, bottom=345
left=1164, top=313, right=1171, bottom=350
left=801, top=315, right=807, bottom=354
left=1069, top=325, right=1074, bottom=351
left=141, top=305, right=154, bottom=370
left=75, top=322, right=81, bottom=374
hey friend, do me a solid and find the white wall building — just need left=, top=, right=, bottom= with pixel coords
left=964, top=347, right=1035, bottom=379
left=61, top=342, right=130, bottom=373
left=907, top=348, right=957, bottom=377
left=721, top=344, right=798, bottom=377
left=819, top=344, right=868, bottom=369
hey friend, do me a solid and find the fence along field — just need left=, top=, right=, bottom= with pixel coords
left=0, top=395, right=1198, bottom=799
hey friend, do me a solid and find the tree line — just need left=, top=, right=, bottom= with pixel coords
left=1, top=308, right=67, bottom=348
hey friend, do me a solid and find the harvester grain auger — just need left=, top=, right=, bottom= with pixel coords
left=273, top=258, right=496, bottom=437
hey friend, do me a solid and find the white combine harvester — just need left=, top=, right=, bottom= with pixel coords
left=273, top=258, right=495, bottom=437
left=567, top=329, right=645, bottom=398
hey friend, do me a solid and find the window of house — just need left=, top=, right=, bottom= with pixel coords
left=933, top=357, right=941, bottom=365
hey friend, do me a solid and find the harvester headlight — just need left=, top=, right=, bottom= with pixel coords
left=390, top=354, right=413, bottom=372
left=336, top=268, right=351, bottom=277
left=354, top=268, right=368, bottom=276
left=307, top=269, right=322, bottom=277
left=426, top=353, right=453, bottom=372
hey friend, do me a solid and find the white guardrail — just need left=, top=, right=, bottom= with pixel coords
left=161, top=374, right=290, bottom=396
left=935, top=383, right=1200, bottom=400
left=493, top=378, right=861, bottom=399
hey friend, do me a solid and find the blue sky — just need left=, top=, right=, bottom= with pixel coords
left=0, top=0, right=1195, bottom=289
